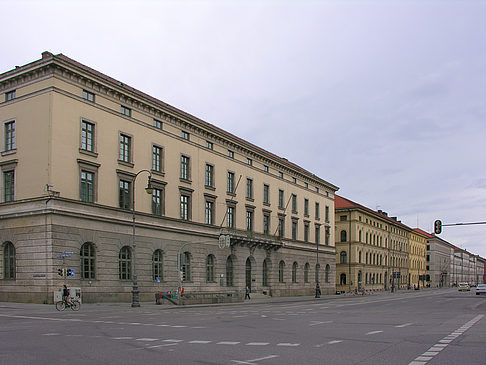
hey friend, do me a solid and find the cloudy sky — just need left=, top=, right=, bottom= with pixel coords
left=2, top=0, right=485, bottom=257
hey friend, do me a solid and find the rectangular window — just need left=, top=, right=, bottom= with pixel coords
left=292, top=194, right=297, bottom=213
left=246, top=178, right=253, bottom=199
left=180, top=155, right=190, bottom=180
left=292, top=177, right=297, bottom=184
left=205, top=164, right=214, bottom=187
left=227, top=171, right=235, bottom=193
left=292, top=220, right=298, bottom=240
left=228, top=150, right=234, bottom=158
left=119, top=179, right=131, bottom=210
left=305, top=182, right=309, bottom=189
left=315, top=202, right=320, bottom=219
left=152, top=188, right=163, bottom=216
left=119, top=134, right=131, bottom=163
left=325, top=205, right=330, bottom=222
left=263, top=184, right=270, bottom=204
left=153, top=119, right=162, bottom=129
left=278, top=189, right=284, bottom=209
left=263, top=213, right=270, bottom=235
left=180, top=194, right=190, bottom=220
left=80, top=170, right=94, bottom=203
left=206, top=141, right=213, bottom=150
left=340, top=215, right=347, bottom=221
left=278, top=217, right=285, bottom=237
left=227, top=206, right=235, bottom=228
left=315, top=226, right=320, bottom=244
left=181, top=131, right=189, bottom=140
left=279, top=171, right=283, bottom=179
left=3, top=170, right=14, bottom=202
left=304, top=198, right=309, bottom=216
left=6, top=90, right=16, bottom=101
left=264, top=165, right=269, bottom=173
left=81, top=120, right=94, bottom=152
left=246, top=210, right=254, bottom=232
left=152, top=146, right=163, bottom=172
left=247, top=158, right=252, bottom=166
left=304, top=223, right=310, bottom=242
left=4, top=121, right=15, bottom=151
left=325, top=227, right=330, bottom=245
left=82, top=90, right=94, bottom=102
left=205, top=201, right=214, bottom=225
left=121, top=105, right=131, bottom=117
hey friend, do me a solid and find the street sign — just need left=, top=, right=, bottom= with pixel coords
left=63, top=251, right=74, bottom=255
left=155, top=277, right=161, bottom=283
left=56, top=254, right=68, bottom=258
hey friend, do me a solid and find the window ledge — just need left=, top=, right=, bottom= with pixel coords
left=79, top=149, right=98, bottom=158
left=118, top=160, right=134, bottom=168
left=1, top=149, right=16, bottom=156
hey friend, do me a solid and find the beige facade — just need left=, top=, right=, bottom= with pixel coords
left=335, top=195, right=411, bottom=293
left=410, top=229, right=427, bottom=288
left=0, top=52, right=338, bottom=303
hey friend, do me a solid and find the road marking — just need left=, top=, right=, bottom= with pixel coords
left=136, top=338, right=158, bottom=341
left=310, top=320, right=332, bottom=326
left=145, top=343, right=178, bottom=349
left=395, top=322, right=412, bottom=328
left=43, top=333, right=60, bottom=336
left=163, top=339, right=184, bottom=343
left=328, top=340, right=343, bottom=344
left=231, top=355, right=279, bottom=364
left=409, top=314, right=484, bottom=365
left=113, top=337, right=133, bottom=340
left=188, top=340, right=212, bottom=344
left=277, top=343, right=300, bottom=347
left=246, top=342, right=270, bottom=346
left=366, top=330, right=383, bottom=335
left=217, top=341, right=240, bottom=345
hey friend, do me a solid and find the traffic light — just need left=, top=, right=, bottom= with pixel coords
left=434, top=220, right=442, bottom=234
left=58, top=268, right=63, bottom=276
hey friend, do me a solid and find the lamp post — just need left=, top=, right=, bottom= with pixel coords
left=315, top=237, right=320, bottom=298
left=131, top=169, right=153, bottom=308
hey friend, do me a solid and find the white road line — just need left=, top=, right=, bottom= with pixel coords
left=188, top=340, right=212, bottom=344
left=277, top=343, right=300, bottom=347
left=310, top=320, right=332, bottom=326
left=246, top=342, right=270, bottom=346
left=409, top=314, right=484, bottom=365
left=163, top=339, right=184, bottom=343
left=113, top=337, right=133, bottom=340
left=146, top=343, right=178, bottom=349
left=366, top=330, right=383, bottom=335
left=395, top=323, right=412, bottom=328
left=43, top=333, right=60, bottom=336
left=217, top=341, right=240, bottom=345
left=231, top=355, right=279, bottom=364
left=328, top=340, right=343, bottom=344
left=136, top=338, right=158, bottom=341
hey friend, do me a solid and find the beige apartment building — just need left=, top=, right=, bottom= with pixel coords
left=410, top=228, right=427, bottom=289
left=0, top=52, right=338, bottom=303
left=335, top=195, right=410, bottom=293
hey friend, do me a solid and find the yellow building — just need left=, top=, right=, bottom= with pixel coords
left=0, top=52, right=338, bottom=303
left=410, top=229, right=428, bottom=289
left=335, top=195, right=410, bottom=293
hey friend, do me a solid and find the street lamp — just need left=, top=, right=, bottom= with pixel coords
left=131, top=169, right=153, bottom=308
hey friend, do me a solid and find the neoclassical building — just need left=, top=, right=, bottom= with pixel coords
left=0, top=52, right=338, bottom=303
left=410, top=228, right=427, bottom=289
left=335, top=195, right=410, bottom=293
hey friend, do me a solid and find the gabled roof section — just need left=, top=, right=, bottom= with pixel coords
left=412, top=228, right=433, bottom=238
left=335, top=194, right=411, bottom=230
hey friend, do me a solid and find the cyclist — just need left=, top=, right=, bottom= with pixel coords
left=62, top=285, right=72, bottom=307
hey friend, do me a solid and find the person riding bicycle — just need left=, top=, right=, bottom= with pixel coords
left=62, top=285, right=72, bottom=306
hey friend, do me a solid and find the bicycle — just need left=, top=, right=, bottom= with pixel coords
left=56, top=298, right=81, bottom=311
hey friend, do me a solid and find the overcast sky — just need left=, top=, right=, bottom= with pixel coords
left=2, top=0, right=485, bottom=257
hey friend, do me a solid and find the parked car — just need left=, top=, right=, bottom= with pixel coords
left=476, top=284, right=486, bottom=295
left=458, top=282, right=470, bottom=291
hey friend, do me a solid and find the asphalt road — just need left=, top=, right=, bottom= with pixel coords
left=1, top=288, right=485, bottom=365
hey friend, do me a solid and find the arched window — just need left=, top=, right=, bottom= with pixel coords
left=278, top=260, right=285, bottom=283
left=359, top=251, right=362, bottom=263
left=340, top=230, right=347, bottom=242
left=366, top=232, right=369, bottom=244
left=80, top=242, right=95, bottom=279
left=118, top=246, right=131, bottom=280
left=263, top=259, right=269, bottom=286
left=152, top=249, right=163, bottom=281
left=206, top=254, right=215, bottom=282
left=325, top=264, right=330, bottom=283
left=304, top=263, right=310, bottom=283
left=359, top=230, right=362, bottom=242
left=3, top=242, right=15, bottom=279
left=226, top=256, right=234, bottom=287
left=340, top=251, right=347, bottom=264
left=366, top=252, right=369, bottom=264
left=315, top=263, right=320, bottom=283
left=340, top=273, right=346, bottom=285
left=182, top=252, right=191, bottom=282
left=292, top=262, right=298, bottom=283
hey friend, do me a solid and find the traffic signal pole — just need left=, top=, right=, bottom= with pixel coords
left=434, top=220, right=486, bottom=235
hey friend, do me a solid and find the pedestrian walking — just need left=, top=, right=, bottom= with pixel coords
left=245, top=286, right=251, bottom=300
